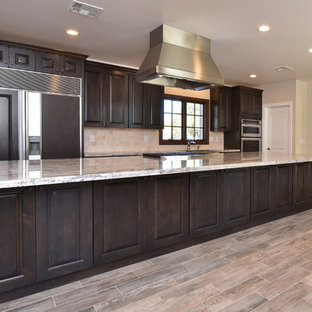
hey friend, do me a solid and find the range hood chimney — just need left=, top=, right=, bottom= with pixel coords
left=136, top=25, right=224, bottom=91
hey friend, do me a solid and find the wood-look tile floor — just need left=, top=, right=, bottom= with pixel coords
left=3, top=210, right=312, bottom=312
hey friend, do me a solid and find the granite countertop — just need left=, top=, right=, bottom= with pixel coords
left=0, top=152, right=312, bottom=189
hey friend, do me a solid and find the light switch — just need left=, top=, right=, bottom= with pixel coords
left=89, top=135, right=95, bottom=142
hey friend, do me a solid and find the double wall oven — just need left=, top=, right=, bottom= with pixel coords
left=240, top=119, right=262, bottom=152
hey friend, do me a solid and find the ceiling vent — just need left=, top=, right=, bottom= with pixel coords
left=275, top=65, right=294, bottom=72
left=69, top=0, right=104, bottom=18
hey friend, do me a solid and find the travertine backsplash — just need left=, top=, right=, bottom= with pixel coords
left=84, top=127, right=224, bottom=156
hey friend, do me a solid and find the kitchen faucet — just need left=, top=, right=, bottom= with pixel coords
left=187, top=140, right=196, bottom=151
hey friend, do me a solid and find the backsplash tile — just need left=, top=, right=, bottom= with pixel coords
left=84, top=127, right=224, bottom=156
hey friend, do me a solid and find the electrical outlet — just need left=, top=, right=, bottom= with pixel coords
left=144, top=135, right=148, bottom=143
left=216, top=137, right=220, bottom=142
left=89, top=135, right=95, bottom=142
left=210, top=137, right=214, bottom=142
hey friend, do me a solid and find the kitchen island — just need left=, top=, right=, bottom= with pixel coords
left=1, top=152, right=312, bottom=294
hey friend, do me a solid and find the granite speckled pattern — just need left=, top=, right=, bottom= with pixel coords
left=0, top=152, right=312, bottom=189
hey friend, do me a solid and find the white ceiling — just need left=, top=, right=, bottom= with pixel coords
left=0, top=0, right=312, bottom=86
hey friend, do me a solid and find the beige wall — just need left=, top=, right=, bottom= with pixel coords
left=258, top=79, right=312, bottom=154
left=84, top=87, right=224, bottom=156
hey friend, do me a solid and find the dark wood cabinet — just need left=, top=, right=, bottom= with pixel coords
left=210, top=86, right=232, bottom=132
left=275, top=164, right=293, bottom=215
left=103, top=69, right=129, bottom=128
left=94, top=178, right=146, bottom=264
left=222, top=168, right=250, bottom=228
left=9, top=47, right=35, bottom=71
left=84, top=66, right=103, bottom=126
left=236, top=86, right=263, bottom=119
left=60, top=55, right=83, bottom=78
left=0, top=88, right=19, bottom=160
left=190, top=171, right=222, bottom=238
left=147, top=174, right=189, bottom=249
left=36, top=51, right=60, bottom=74
left=128, top=74, right=145, bottom=128
left=251, top=166, right=275, bottom=222
left=84, top=62, right=164, bottom=129
left=145, top=84, right=164, bottom=129
left=36, top=183, right=93, bottom=281
left=292, top=162, right=312, bottom=211
left=0, top=44, right=9, bottom=67
left=0, top=188, right=36, bottom=292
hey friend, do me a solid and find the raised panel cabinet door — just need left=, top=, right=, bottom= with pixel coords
left=218, top=87, right=232, bottom=131
left=190, top=171, right=222, bottom=238
left=103, top=70, right=128, bottom=128
left=145, top=84, right=164, bottom=129
left=147, top=174, right=189, bottom=249
left=0, top=188, right=36, bottom=293
left=36, top=183, right=93, bottom=281
left=0, top=89, right=18, bottom=160
left=0, top=44, right=9, bottom=67
left=60, top=55, right=83, bottom=77
left=275, top=164, right=293, bottom=215
left=222, top=168, right=250, bottom=228
left=293, top=163, right=305, bottom=210
left=94, top=178, right=146, bottom=264
left=240, top=91, right=251, bottom=116
left=252, top=92, right=262, bottom=119
left=9, top=47, right=35, bottom=71
left=128, top=74, right=145, bottom=128
left=35, top=52, right=60, bottom=74
left=251, top=166, right=275, bottom=222
left=305, top=162, right=312, bottom=204
left=84, top=67, right=103, bottom=126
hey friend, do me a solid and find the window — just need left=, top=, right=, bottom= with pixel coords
left=160, top=95, right=209, bottom=144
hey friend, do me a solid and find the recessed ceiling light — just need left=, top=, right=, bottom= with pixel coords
left=249, top=74, right=257, bottom=78
left=258, top=25, right=270, bottom=32
left=66, top=29, right=79, bottom=36
left=309, top=48, right=312, bottom=53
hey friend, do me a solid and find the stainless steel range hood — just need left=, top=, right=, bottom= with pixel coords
left=136, top=25, right=224, bottom=91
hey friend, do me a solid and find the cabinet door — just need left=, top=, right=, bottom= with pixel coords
left=36, top=52, right=60, bottom=74
left=60, top=55, right=83, bottom=77
left=0, top=44, right=9, bottom=67
left=275, top=164, right=293, bottom=215
left=94, top=178, right=146, bottom=264
left=223, top=168, right=250, bottom=228
left=0, top=188, right=36, bottom=292
left=103, top=70, right=128, bottom=128
left=190, top=171, right=222, bottom=238
left=36, top=183, right=93, bottom=281
left=240, top=91, right=251, bottom=116
left=9, top=47, right=35, bottom=71
left=147, top=174, right=189, bottom=249
left=252, top=93, right=262, bottom=119
left=293, top=163, right=305, bottom=210
left=84, top=67, right=103, bottom=126
left=128, top=74, right=145, bottom=128
left=305, top=162, right=312, bottom=204
left=251, top=166, right=275, bottom=222
left=210, top=87, right=232, bottom=132
left=145, top=84, right=164, bottom=129
left=0, top=89, right=19, bottom=160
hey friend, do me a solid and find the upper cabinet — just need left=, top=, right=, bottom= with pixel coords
left=210, top=86, right=232, bottom=132
left=233, top=86, right=263, bottom=120
left=0, top=41, right=86, bottom=78
left=0, top=45, right=9, bottom=67
left=9, top=47, right=35, bottom=71
left=85, top=62, right=164, bottom=129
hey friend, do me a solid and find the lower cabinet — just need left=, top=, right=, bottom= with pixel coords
left=0, top=188, right=36, bottom=292
left=93, top=178, right=146, bottom=264
left=190, top=171, right=222, bottom=238
left=275, top=164, right=293, bottom=215
left=222, top=168, right=250, bottom=228
left=147, top=174, right=189, bottom=249
left=36, top=183, right=93, bottom=281
left=251, top=166, right=275, bottom=222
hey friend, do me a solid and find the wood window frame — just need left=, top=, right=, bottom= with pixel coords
left=160, top=95, right=210, bottom=145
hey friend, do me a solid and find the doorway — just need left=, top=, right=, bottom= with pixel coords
left=262, top=102, right=292, bottom=153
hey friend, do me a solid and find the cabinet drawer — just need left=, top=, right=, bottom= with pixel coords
left=36, top=51, right=60, bottom=74
left=9, top=47, right=35, bottom=70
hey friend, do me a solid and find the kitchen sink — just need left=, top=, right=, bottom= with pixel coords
left=143, top=150, right=219, bottom=158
